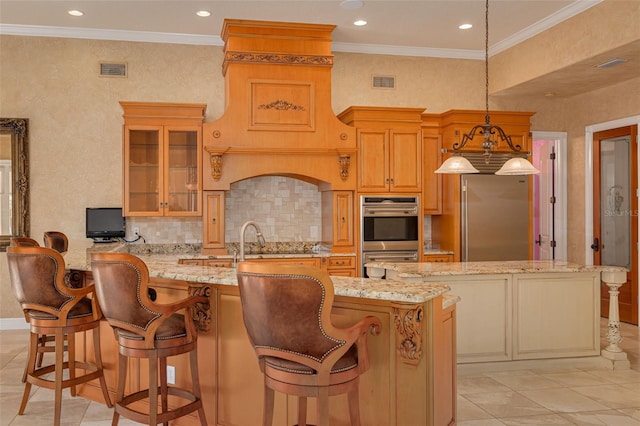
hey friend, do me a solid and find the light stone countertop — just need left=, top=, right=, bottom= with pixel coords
left=64, top=250, right=451, bottom=305
left=365, top=259, right=628, bottom=279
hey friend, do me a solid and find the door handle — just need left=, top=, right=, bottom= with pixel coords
left=535, top=234, right=542, bottom=246
left=590, top=238, right=599, bottom=251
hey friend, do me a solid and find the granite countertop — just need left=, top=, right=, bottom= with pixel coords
left=365, top=259, right=629, bottom=279
left=64, top=249, right=451, bottom=304
left=423, top=248, right=454, bottom=256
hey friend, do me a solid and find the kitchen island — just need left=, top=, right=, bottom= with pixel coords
left=366, top=260, right=628, bottom=369
left=66, top=250, right=458, bottom=426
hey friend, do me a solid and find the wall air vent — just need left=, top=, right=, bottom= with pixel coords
left=99, top=62, right=127, bottom=77
left=372, top=75, right=395, bottom=89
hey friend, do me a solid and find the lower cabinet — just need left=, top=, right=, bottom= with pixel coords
left=424, top=253, right=453, bottom=263
left=324, top=256, right=357, bottom=276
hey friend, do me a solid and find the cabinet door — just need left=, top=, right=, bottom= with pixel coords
left=333, top=191, right=354, bottom=247
left=423, top=134, right=442, bottom=214
left=124, top=125, right=163, bottom=216
left=389, top=129, right=421, bottom=192
left=357, top=129, right=389, bottom=192
left=164, top=126, right=202, bottom=216
left=203, top=191, right=225, bottom=250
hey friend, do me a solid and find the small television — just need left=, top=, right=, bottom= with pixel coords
left=86, top=207, right=126, bottom=242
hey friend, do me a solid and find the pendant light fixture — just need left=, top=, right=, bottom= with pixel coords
left=435, top=0, right=539, bottom=176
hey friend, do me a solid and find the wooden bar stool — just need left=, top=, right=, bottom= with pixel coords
left=91, top=252, right=208, bottom=426
left=7, top=246, right=112, bottom=426
left=43, top=231, right=69, bottom=254
left=236, top=262, right=382, bottom=426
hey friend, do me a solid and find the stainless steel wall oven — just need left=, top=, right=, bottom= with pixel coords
left=361, top=196, right=420, bottom=276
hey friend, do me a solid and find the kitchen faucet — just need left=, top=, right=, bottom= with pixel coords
left=239, top=221, right=266, bottom=261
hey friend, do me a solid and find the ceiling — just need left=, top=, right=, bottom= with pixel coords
left=1, top=0, right=638, bottom=97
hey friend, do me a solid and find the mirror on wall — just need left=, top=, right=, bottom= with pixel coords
left=0, top=118, right=29, bottom=251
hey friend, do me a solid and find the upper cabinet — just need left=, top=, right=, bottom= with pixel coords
left=338, top=107, right=424, bottom=193
left=121, top=102, right=206, bottom=217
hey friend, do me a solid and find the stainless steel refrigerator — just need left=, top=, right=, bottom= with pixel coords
left=461, top=174, right=530, bottom=261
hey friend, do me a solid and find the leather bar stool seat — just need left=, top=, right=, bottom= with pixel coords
left=236, top=262, right=382, bottom=426
left=91, top=252, right=208, bottom=426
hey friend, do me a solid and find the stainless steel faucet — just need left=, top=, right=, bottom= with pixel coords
left=239, top=221, right=266, bottom=261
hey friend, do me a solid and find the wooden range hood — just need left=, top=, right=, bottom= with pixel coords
left=203, top=19, right=357, bottom=191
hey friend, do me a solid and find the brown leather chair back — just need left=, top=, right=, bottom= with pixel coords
left=44, top=231, right=69, bottom=254
left=90, top=253, right=161, bottom=340
left=7, top=246, right=97, bottom=324
left=10, top=237, right=40, bottom=247
left=8, top=247, right=72, bottom=311
left=237, top=263, right=350, bottom=371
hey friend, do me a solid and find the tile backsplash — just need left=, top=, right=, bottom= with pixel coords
left=127, top=176, right=323, bottom=244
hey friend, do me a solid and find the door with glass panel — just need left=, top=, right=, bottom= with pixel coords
left=593, top=125, right=638, bottom=325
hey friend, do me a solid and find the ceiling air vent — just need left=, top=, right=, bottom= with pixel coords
left=372, top=75, right=395, bottom=89
left=99, top=62, right=127, bottom=77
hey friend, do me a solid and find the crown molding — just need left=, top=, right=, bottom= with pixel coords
left=490, top=0, right=602, bottom=55
left=0, top=23, right=484, bottom=59
left=0, top=24, right=223, bottom=46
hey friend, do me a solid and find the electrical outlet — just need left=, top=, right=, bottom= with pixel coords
left=167, top=365, right=176, bottom=385
left=133, top=226, right=140, bottom=236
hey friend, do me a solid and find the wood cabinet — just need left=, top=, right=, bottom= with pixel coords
left=422, top=134, right=443, bottom=215
left=439, top=110, right=534, bottom=154
left=178, top=258, right=234, bottom=268
left=323, top=255, right=357, bottom=276
left=424, top=253, right=453, bottom=262
left=337, top=107, right=424, bottom=193
left=121, top=102, right=206, bottom=217
left=321, top=190, right=354, bottom=251
left=202, top=191, right=225, bottom=253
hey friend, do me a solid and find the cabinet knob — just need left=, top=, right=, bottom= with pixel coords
left=212, top=218, right=216, bottom=224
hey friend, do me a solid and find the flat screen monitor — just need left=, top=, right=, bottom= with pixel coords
left=86, top=207, right=125, bottom=242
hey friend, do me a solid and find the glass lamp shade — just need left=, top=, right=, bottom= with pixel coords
left=434, top=156, right=479, bottom=174
left=495, top=157, right=540, bottom=175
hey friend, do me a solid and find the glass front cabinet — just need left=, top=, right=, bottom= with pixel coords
left=121, top=102, right=206, bottom=217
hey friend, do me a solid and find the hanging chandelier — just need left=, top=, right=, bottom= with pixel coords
left=435, top=0, right=539, bottom=176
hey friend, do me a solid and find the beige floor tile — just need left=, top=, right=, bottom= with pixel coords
left=463, top=391, right=552, bottom=418
left=457, top=419, right=508, bottom=426
left=559, top=409, right=640, bottom=425
left=540, top=371, right=617, bottom=387
left=457, top=375, right=513, bottom=395
left=497, top=413, right=575, bottom=425
left=520, top=388, right=610, bottom=413
left=569, top=384, right=640, bottom=409
left=457, top=394, right=495, bottom=421
left=486, top=370, right=564, bottom=391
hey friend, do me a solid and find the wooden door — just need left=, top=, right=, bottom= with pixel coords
left=593, top=125, right=638, bottom=325
left=422, top=134, right=442, bottom=215
left=533, top=140, right=556, bottom=260
left=123, top=125, right=164, bottom=216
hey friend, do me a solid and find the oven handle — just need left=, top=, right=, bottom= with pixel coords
left=363, top=207, right=418, bottom=216
left=364, top=252, right=418, bottom=262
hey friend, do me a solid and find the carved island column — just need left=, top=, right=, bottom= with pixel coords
left=600, top=270, right=631, bottom=370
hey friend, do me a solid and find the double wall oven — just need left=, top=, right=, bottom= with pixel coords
left=361, top=196, right=420, bottom=276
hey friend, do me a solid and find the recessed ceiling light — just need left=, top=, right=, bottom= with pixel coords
left=68, top=10, right=84, bottom=17
left=459, top=23, right=473, bottom=30
left=196, top=10, right=211, bottom=17
left=354, top=20, right=367, bottom=26
left=341, top=0, right=364, bottom=10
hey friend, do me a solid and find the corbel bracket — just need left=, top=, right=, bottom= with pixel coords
left=392, top=304, right=424, bottom=364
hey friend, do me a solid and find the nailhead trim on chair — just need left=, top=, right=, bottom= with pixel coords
left=15, top=253, right=73, bottom=312
left=240, top=271, right=346, bottom=363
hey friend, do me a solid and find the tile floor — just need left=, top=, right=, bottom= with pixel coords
left=0, top=319, right=638, bottom=425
